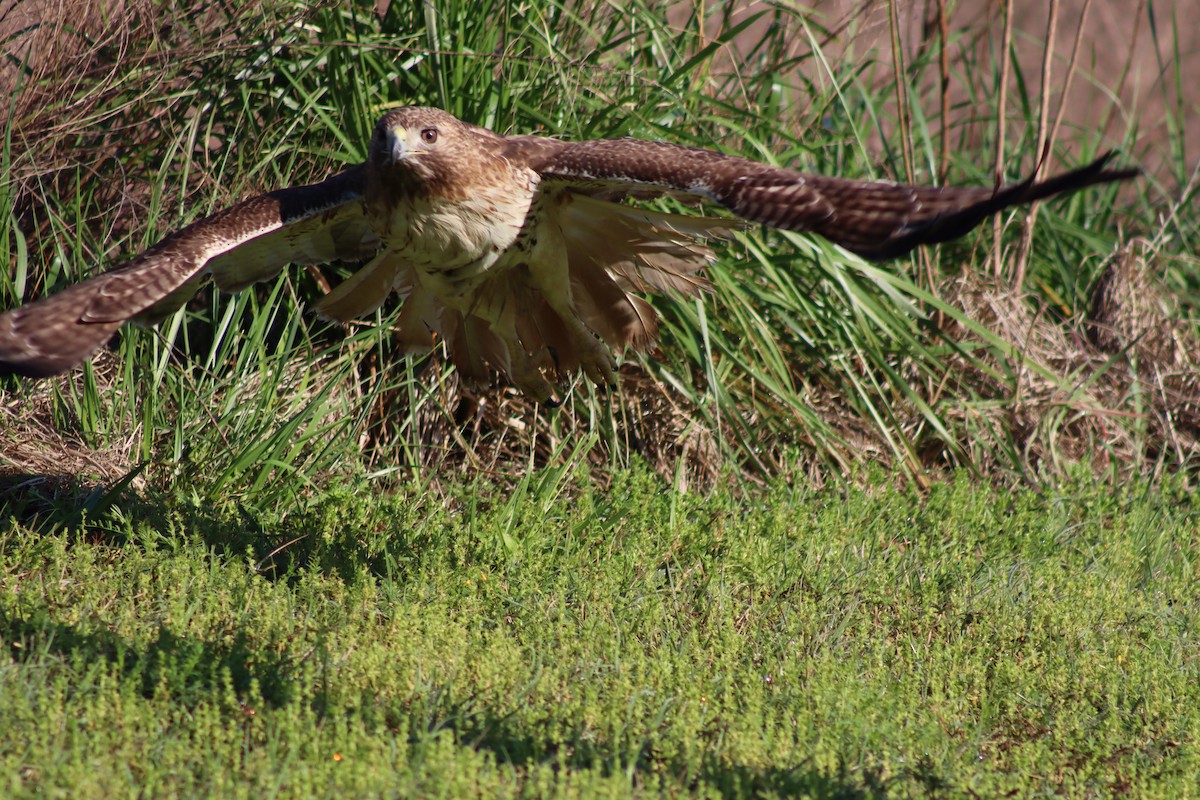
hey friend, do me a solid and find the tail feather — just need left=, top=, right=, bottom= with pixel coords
left=512, top=298, right=574, bottom=374
left=570, top=260, right=658, bottom=351
left=314, top=251, right=406, bottom=322
left=444, top=311, right=509, bottom=385
left=393, top=278, right=444, bottom=354
left=532, top=300, right=579, bottom=374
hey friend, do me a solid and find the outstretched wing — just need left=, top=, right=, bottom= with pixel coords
left=515, top=137, right=1137, bottom=260
left=0, top=165, right=374, bottom=378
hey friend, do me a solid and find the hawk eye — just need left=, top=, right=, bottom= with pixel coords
left=420, top=128, right=438, bottom=144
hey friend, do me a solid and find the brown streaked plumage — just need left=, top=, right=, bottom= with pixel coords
left=0, top=106, right=1137, bottom=399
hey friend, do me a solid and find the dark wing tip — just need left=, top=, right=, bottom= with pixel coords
left=1090, top=149, right=1141, bottom=178
left=848, top=152, right=1139, bottom=261
left=1018, top=150, right=1140, bottom=202
left=0, top=324, right=123, bottom=378
left=0, top=284, right=128, bottom=379
left=0, top=352, right=92, bottom=379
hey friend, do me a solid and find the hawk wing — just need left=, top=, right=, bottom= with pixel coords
left=419, top=134, right=1133, bottom=399
left=0, top=166, right=374, bottom=377
left=514, top=137, right=1137, bottom=261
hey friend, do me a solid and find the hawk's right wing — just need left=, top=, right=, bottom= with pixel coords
left=0, top=165, right=375, bottom=377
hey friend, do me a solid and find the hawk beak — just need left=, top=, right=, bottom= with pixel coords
left=382, top=126, right=427, bottom=165
left=385, top=127, right=409, bottom=164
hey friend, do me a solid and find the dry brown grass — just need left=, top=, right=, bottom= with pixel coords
left=934, top=238, right=1200, bottom=479
left=0, top=351, right=141, bottom=510
left=343, top=358, right=740, bottom=493
left=0, top=1, right=313, bottom=295
left=803, top=0, right=1196, bottom=185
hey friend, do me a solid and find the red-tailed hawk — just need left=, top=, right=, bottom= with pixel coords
left=0, top=107, right=1135, bottom=400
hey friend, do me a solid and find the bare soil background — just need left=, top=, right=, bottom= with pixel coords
left=699, top=0, right=1195, bottom=182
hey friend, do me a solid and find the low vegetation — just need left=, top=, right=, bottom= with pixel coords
left=4, top=470, right=1199, bottom=797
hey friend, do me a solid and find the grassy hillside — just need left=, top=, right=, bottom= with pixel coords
left=0, top=0, right=1193, bottom=501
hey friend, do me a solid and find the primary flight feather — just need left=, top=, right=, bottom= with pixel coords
left=0, top=107, right=1136, bottom=400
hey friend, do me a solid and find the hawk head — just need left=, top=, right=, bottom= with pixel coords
left=367, top=107, right=504, bottom=200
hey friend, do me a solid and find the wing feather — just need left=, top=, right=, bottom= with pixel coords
left=559, top=194, right=722, bottom=296
left=0, top=166, right=372, bottom=377
left=0, top=111, right=1138, bottom=392
left=313, top=250, right=405, bottom=323
left=523, top=137, right=1137, bottom=260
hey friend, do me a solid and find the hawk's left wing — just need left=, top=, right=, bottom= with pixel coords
left=512, top=136, right=1137, bottom=261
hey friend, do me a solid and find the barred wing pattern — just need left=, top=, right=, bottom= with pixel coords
left=523, top=137, right=1136, bottom=260
left=0, top=166, right=373, bottom=377
left=0, top=107, right=1136, bottom=390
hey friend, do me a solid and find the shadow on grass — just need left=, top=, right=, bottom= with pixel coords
left=470, top=721, right=894, bottom=798
left=398, top=704, right=899, bottom=799
left=690, top=761, right=892, bottom=800
left=0, top=472, right=131, bottom=528
left=0, top=472, right=453, bottom=599
left=0, top=606, right=297, bottom=709
left=2, top=480, right=949, bottom=797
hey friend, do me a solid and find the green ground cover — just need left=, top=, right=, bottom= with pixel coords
left=3, top=470, right=1197, bottom=798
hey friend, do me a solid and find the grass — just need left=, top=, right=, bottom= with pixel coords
left=3, top=466, right=1199, bottom=798
left=2, top=0, right=1194, bottom=500
left=0, top=3, right=1198, bottom=796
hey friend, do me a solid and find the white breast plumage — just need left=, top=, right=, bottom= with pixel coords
left=380, top=168, right=540, bottom=308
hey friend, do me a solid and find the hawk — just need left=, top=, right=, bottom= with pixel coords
left=0, top=107, right=1136, bottom=400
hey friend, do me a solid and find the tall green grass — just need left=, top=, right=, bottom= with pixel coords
left=0, top=0, right=1187, bottom=507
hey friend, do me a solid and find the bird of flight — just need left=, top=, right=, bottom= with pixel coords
left=0, top=107, right=1136, bottom=401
